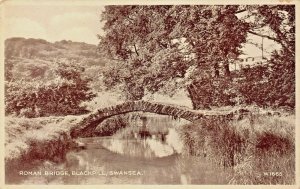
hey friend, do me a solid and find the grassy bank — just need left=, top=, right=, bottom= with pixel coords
left=5, top=116, right=83, bottom=166
left=178, top=110, right=295, bottom=184
left=5, top=115, right=85, bottom=183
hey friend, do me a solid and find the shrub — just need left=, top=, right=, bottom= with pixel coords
left=5, top=60, right=96, bottom=117
left=188, top=49, right=295, bottom=110
left=188, top=77, right=237, bottom=109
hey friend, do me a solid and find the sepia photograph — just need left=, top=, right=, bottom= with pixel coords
left=1, top=0, right=297, bottom=186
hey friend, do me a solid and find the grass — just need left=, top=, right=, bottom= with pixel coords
left=5, top=115, right=86, bottom=184
left=178, top=112, right=295, bottom=184
left=5, top=115, right=83, bottom=162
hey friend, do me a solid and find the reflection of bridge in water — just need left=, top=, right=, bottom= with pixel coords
left=71, top=100, right=240, bottom=138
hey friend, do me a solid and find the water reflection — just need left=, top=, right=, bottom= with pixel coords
left=8, top=115, right=232, bottom=184
left=92, top=128, right=180, bottom=158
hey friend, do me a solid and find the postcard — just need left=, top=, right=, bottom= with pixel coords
left=0, top=0, right=298, bottom=188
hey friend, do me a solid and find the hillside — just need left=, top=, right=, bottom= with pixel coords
left=5, top=38, right=107, bottom=86
left=4, top=38, right=112, bottom=117
left=5, top=37, right=103, bottom=64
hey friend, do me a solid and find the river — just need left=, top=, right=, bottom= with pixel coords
left=7, top=114, right=232, bottom=184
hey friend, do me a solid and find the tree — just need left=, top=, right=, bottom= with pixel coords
left=237, top=5, right=295, bottom=109
left=99, top=5, right=294, bottom=109
left=99, top=5, right=249, bottom=102
left=244, top=5, right=295, bottom=56
left=5, top=60, right=96, bottom=117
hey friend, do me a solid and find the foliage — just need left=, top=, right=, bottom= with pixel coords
left=266, top=49, right=294, bottom=108
left=237, top=65, right=270, bottom=106
left=237, top=50, right=294, bottom=109
left=5, top=60, right=96, bottom=117
left=244, top=5, right=295, bottom=55
left=99, top=5, right=295, bottom=110
left=187, top=77, right=237, bottom=109
left=190, top=50, right=295, bottom=109
left=99, top=5, right=249, bottom=100
left=232, top=5, right=295, bottom=109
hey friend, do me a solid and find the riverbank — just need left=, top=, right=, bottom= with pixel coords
left=178, top=108, right=295, bottom=184
left=5, top=115, right=83, bottom=175
left=5, top=105, right=295, bottom=184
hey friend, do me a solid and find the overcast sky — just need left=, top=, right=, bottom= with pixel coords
left=3, top=4, right=280, bottom=57
left=3, top=5, right=105, bottom=44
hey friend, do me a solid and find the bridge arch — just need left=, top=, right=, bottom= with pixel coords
left=70, top=100, right=235, bottom=138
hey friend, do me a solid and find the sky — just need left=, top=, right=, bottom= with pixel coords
left=3, top=4, right=105, bottom=44
left=3, top=4, right=281, bottom=56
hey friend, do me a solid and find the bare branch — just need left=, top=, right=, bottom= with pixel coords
left=248, top=30, right=291, bottom=54
left=248, top=31, right=281, bottom=44
left=235, top=9, right=247, bottom=14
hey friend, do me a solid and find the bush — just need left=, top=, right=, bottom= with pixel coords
left=5, top=60, right=96, bottom=117
left=188, top=51, right=294, bottom=110
left=238, top=50, right=295, bottom=109
left=188, top=77, right=237, bottom=109
left=187, top=48, right=294, bottom=110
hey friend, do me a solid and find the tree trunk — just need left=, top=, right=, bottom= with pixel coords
left=223, top=62, right=231, bottom=78
left=187, top=83, right=210, bottom=110
left=214, top=62, right=220, bottom=78
left=187, top=85, right=197, bottom=110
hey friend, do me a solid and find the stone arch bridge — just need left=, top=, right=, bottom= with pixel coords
left=70, top=100, right=241, bottom=138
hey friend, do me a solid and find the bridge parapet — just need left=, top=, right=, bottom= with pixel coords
left=70, top=100, right=237, bottom=138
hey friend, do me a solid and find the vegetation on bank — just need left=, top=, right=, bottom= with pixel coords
left=178, top=110, right=295, bottom=184
left=5, top=107, right=295, bottom=185
left=5, top=115, right=82, bottom=162
left=4, top=38, right=105, bottom=118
